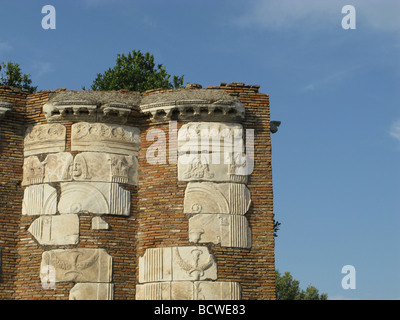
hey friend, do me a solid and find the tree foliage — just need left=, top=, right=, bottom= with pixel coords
left=90, top=50, right=184, bottom=92
left=275, top=270, right=328, bottom=300
left=0, top=61, right=37, bottom=93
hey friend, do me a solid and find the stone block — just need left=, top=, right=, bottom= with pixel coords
left=177, top=153, right=248, bottom=183
left=138, top=246, right=217, bottom=283
left=184, top=182, right=251, bottom=215
left=189, top=214, right=251, bottom=249
left=72, top=152, right=138, bottom=185
left=71, top=122, right=140, bottom=156
left=178, top=122, right=244, bottom=153
left=69, top=283, right=114, bottom=300
left=22, top=184, right=57, bottom=216
left=23, top=152, right=138, bottom=186
left=136, top=281, right=241, bottom=300
left=58, top=182, right=131, bottom=216
left=24, top=124, right=66, bottom=156
left=40, top=248, right=112, bottom=283
left=92, top=216, right=109, bottom=230
left=22, top=156, right=45, bottom=186
left=28, top=214, right=79, bottom=245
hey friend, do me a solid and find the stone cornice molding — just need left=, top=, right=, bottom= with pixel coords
left=43, top=91, right=142, bottom=124
left=0, top=100, right=12, bottom=119
left=139, top=99, right=245, bottom=123
left=43, top=100, right=135, bottom=124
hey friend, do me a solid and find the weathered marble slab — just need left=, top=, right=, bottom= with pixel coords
left=91, top=216, right=109, bottom=230
left=189, top=214, right=251, bottom=249
left=24, top=124, right=66, bottom=156
left=69, top=283, right=114, bottom=300
left=58, top=182, right=131, bottom=216
left=22, top=156, right=45, bottom=186
left=177, top=153, right=248, bottom=183
left=136, top=281, right=241, bottom=300
left=72, top=152, right=138, bottom=185
left=71, top=122, right=140, bottom=156
left=184, top=182, right=251, bottom=215
left=138, top=246, right=217, bottom=283
left=22, top=184, right=57, bottom=216
left=178, top=122, right=244, bottom=153
left=28, top=214, right=79, bottom=245
left=40, top=248, right=112, bottom=283
left=23, top=152, right=138, bottom=186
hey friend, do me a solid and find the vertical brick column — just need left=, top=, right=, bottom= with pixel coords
left=0, top=86, right=27, bottom=299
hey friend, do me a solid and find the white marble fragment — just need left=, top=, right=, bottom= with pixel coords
left=188, top=214, right=251, bottom=249
left=22, top=156, right=44, bottom=186
left=71, top=122, right=140, bottom=156
left=138, top=246, right=217, bottom=283
left=92, top=216, right=109, bottom=230
left=184, top=182, right=251, bottom=215
left=177, top=153, right=248, bottom=183
left=69, top=283, right=114, bottom=300
left=28, top=214, right=79, bottom=245
left=22, top=184, right=57, bottom=216
left=136, top=281, right=241, bottom=300
left=178, top=122, right=244, bottom=153
left=24, top=124, right=66, bottom=156
left=40, top=248, right=112, bottom=283
left=58, top=182, right=130, bottom=216
left=72, top=152, right=138, bottom=185
left=43, top=152, right=74, bottom=183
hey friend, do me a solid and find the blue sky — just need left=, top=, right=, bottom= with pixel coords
left=1, top=0, right=399, bottom=300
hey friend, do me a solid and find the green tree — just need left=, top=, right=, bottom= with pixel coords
left=90, top=50, right=184, bottom=92
left=275, top=270, right=328, bottom=300
left=0, top=61, right=37, bottom=93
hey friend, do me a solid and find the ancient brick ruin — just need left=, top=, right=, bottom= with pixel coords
left=0, top=82, right=276, bottom=300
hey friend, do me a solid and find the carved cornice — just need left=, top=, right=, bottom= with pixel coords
left=0, top=100, right=12, bottom=119
left=43, top=100, right=135, bottom=124
left=41, top=88, right=250, bottom=123
left=140, top=99, right=245, bottom=123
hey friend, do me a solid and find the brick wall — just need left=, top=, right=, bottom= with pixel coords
left=0, top=86, right=27, bottom=299
left=0, top=83, right=276, bottom=300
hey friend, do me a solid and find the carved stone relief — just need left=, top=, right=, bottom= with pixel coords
left=40, top=248, right=112, bottom=283
left=136, top=281, right=241, bottom=300
left=184, top=182, right=251, bottom=216
left=22, top=156, right=45, bottom=186
left=58, top=182, right=131, bottom=216
left=178, top=122, right=244, bottom=153
left=71, top=122, right=140, bottom=156
left=138, top=246, right=217, bottom=283
left=177, top=153, right=248, bottom=183
left=139, top=98, right=245, bottom=123
left=43, top=99, right=135, bottom=124
left=28, top=214, right=79, bottom=245
left=24, top=124, right=66, bottom=156
left=69, top=283, right=114, bottom=300
left=188, top=214, right=251, bottom=249
left=72, top=152, right=138, bottom=185
left=42, top=152, right=74, bottom=183
left=23, top=152, right=138, bottom=186
left=22, top=184, right=57, bottom=216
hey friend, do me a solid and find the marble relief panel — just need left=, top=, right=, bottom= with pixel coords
left=136, top=281, right=241, bottom=300
left=138, top=246, right=217, bottom=283
left=40, top=248, right=112, bottom=283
